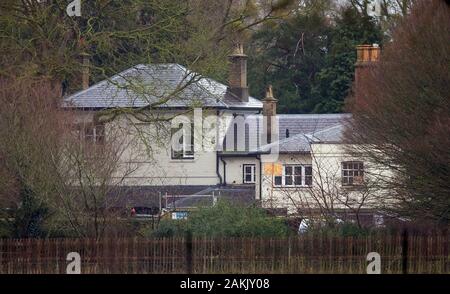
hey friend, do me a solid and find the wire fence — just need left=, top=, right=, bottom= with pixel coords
left=0, top=231, right=448, bottom=274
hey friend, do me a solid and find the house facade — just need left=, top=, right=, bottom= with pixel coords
left=63, top=44, right=387, bottom=224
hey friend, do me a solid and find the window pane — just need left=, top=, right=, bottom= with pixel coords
left=285, top=176, right=293, bottom=185
left=305, top=176, right=312, bottom=186
left=305, top=166, right=312, bottom=176
left=294, top=175, right=302, bottom=185
left=285, top=166, right=293, bottom=175
left=294, top=166, right=302, bottom=176
left=244, top=165, right=255, bottom=183
left=274, top=176, right=282, bottom=186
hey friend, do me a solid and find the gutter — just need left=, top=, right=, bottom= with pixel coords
left=220, top=157, right=227, bottom=185
left=61, top=105, right=264, bottom=112
left=257, top=154, right=262, bottom=201
left=216, top=152, right=223, bottom=185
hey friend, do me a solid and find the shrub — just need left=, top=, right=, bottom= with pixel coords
left=152, top=200, right=290, bottom=238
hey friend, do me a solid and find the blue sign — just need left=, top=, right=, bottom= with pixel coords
left=172, top=211, right=188, bottom=220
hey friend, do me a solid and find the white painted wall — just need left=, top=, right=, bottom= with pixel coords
left=221, top=157, right=260, bottom=185
left=76, top=108, right=262, bottom=187
left=260, top=144, right=391, bottom=215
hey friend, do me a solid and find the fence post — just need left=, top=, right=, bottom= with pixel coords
left=159, top=192, right=162, bottom=216
left=402, top=229, right=409, bottom=274
left=212, top=191, right=217, bottom=206
left=165, top=192, right=168, bottom=211
left=186, top=231, right=193, bottom=274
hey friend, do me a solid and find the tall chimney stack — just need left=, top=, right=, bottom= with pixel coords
left=354, top=44, right=380, bottom=101
left=81, top=53, right=90, bottom=90
left=228, top=43, right=249, bottom=102
left=79, top=37, right=90, bottom=90
left=263, top=85, right=277, bottom=144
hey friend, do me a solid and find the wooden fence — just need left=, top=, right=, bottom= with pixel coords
left=0, top=232, right=449, bottom=274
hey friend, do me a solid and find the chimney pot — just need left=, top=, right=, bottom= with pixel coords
left=354, top=44, right=381, bottom=103
left=356, top=44, right=380, bottom=64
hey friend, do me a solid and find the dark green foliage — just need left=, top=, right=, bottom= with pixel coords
left=311, top=8, right=383, bottom=113
left=153, top=200, right=290, bottom=237
left=11, top=183, right=48, bottom=238
left=248, top=6, right=383, bottom=113
left=248, top=10, right=330, bottom=114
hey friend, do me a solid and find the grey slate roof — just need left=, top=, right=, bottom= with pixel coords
left=259, top=113, right=351, bottom=153
left=63, top=64, right=263, bottom=110
left=308, top=124, right=347, bottom=143
left=277, top=114, right=352, bottom=141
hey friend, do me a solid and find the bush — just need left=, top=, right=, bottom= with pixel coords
left=299, top=220, right=372, bottom=237
left=152, top=200, right=290, bottom=238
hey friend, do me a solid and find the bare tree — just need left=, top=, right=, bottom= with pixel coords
left=263, top=151, right=383, bottom=228
left=0, top=77, right=146, bottom=238
left=345, top=0, right=450, bottom=224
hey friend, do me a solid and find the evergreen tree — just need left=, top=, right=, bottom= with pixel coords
left=248, top=5, right=383, bottom=113
left=311, top=7, right=382, bottom=113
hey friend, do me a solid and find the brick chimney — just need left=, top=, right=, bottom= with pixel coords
left=263, top=85, right=277, bottom=143
left=354, top=44, right=380, bottom=101
left=81, top=53, right=90, bottom=90
left=228, top=43, right=249, bottom=102
left=79, top=37, right=90, bottom=90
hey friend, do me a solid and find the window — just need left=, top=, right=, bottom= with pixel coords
left=342, top=161, right=364, bottom=186
left=274, top=165, right=312, bottom=187
left=78, top=123, right=105, bottom=144
left=171, top=123, right=194, bottom=160
left=85, top=124, right=105, bottom=144
left=305, top=166, right=312, bottom=186
left=243, top=164, right=256, bottom=184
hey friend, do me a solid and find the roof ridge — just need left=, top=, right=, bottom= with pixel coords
left=311, top=123, right=344, bottom=135
left=63, top=64, right=150, bottom=101
left=276, top=113, right=352, bottom=117
left=63, top=63, right=263, bottom=109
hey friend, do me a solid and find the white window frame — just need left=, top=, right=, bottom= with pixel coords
left=171, top=123, right=195, bottom=160
left=243, top=164, right=256, bottom=184
left=341, top=161, right=364, bottom=186
left=273, top=164, right=312, bottom=187
left=79, top=123, right=105, bottom=145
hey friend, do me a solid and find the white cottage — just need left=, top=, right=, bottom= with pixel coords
left=63, top=44, right=387, bottom=225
